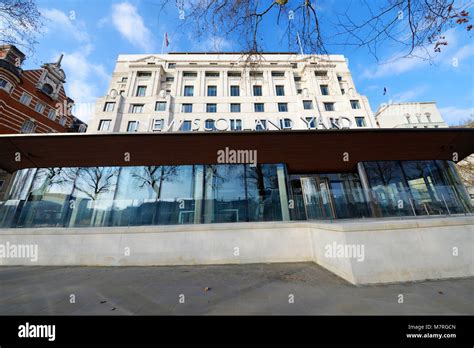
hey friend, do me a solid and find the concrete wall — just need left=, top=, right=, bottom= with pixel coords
left=1, top=216, right=473, bottom=285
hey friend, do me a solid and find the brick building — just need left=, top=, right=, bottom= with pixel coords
left=0, top=45, right=87, bottom=198
left=0, top=44, right=86, bottom=134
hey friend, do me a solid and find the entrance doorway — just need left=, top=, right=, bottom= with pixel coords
left=300, top=176, right=336, bottom=219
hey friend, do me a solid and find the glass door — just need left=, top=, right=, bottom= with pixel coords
left=300, top=176, right=336, bottom=220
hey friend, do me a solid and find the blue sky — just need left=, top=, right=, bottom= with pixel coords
left=27, top=0, right=474, bottom=125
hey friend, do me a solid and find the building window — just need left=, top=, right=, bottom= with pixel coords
left=168, top=63, right=176, bottom=69
left=355, top=117, right=366, bottom=127
left=255, top=120, right=267, bottom=131
left=127, top=121, right=139, bottom=132
left=20, top=93, right=32, bottom=106
left=275, top=85, right=285, bottom=96
left=230, top=85, right=240, bottom=96
left=136, top=86, right=147, bottom=97
left=20, top=119, right=36, bottom=133
left=207, top=85, right=217, bottom=96
left=181, top=120, right=192, bottom=132
left=271, top=71, right=285, bottom=77
left=228, top=71, right=241, bottom=77
left=155, top=101, right=166, bottom=111
left=205, top=71, right=220, bottom=77
left=130, top=104, right=144, bottom=113
left=305, top=117, right=316, bottom=129
left=78, top=124, right=87, bottom=133
left=426, top=113, right=432, bottom=123
left=350, top=100, right=361, bottom=109
left=184, top=85, right=194, bottom=96
left=280, top=119, right=292, bottom=129
left=324, top=102, right=335, bottom=111
left=121, top=77, right=128, bottom=82
left=166, top=76, right=174, bottom=82
left=406, top=115, right=411, bottom=124
left=230, top=119, right=242, bottom=131
left=41, top=84, right=54, bottom=95
left=254, top=103, right=264, bottom=112
left=98, top=119, right=111, bottom=131
left=0, top=78, right=12, bottom=93
left=104, top=102, right=115, bottom=112
left=320, top=85, right=329, bottom=95
left=250, top=71, right=263, bottom=78
left=314, top=70, right=327, bottom=77
left=0, top=180, right=4, bottom=190
left=340, top=88, right=345, bottom=95
left=297, top=89, right=303, bottom=95
left=48, top=109, right=56, bottom=120
left=182, top=104, right=193, bottom=113
left=58, top=117, right=66, bottom=126
left=204, top=119, right=215, bottom=131
left=337, top=75, right=342, bottom=81
left=253, top=85, right=262, bottom=96
left=152, top=119, right=164, bottom=131
left=35, top=103, right=45, bottom=114
left=206, top=103, right=217, bottom=113
left=278, top=103, right=288, bottom=112
left=303, top=100, right=313, bottom=110
left=183, top=71, right=197, bottom=77
left=294, top=76, right=301, bottom=82
left=137, top=72, right=151, bottom=78
left=230, top=103, right=241, bottom=113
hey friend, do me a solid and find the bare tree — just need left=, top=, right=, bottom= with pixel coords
left=131, top=165, right=178, bottom=199
left=0, top=0, right=42, bottom=55
left=334, top=0, right=473, bottom=61
left=157, top=0, right=472, bottom=61
left=73, top=167, right=118, bottom=201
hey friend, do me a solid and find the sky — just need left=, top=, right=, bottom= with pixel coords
left=24, top=0, right=474, bottom=125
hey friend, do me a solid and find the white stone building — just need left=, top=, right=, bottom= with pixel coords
left=88, top=52, right=376, bottom=133
left=375, top=101, right=448, bottom=128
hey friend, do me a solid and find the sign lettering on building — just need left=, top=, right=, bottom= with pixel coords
left=151, top=116, right=353, bottom=132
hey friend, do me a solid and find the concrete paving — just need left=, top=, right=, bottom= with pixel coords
left=0, top=263, right=473, bottom=315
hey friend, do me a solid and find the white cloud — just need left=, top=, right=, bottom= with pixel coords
left=40, top=8, right=90, bottom=42
left=39, top=9, right=109, bottom=124
left=59, top=45, right=109, bottom=124
left=361, top=28, right=473, bottom=79
left=111, top=2, right=155, bottom=52
left=392, top=85, right=428, bottom=103
left=439, top=106, right=474, bottom=125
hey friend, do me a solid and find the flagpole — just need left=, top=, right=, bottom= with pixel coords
left=161, top=32, right=165, bottom=54
left=296, top=31, right=304, bottom=56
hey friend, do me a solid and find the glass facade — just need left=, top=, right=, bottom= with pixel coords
left=0, top=160, right=471, bottom=229
left=361, top=160, right=472, bottom=217
left=0, top=164, right=289, bottom=228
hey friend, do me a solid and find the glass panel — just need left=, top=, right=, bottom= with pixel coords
left=68, top=167, right=119, bottom=227
left=16, top=168, right=77, bottom=227
left=1, top=161, right=470, bottom=228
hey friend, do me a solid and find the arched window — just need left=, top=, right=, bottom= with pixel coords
left=41, top=83, right=54, bottom=95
